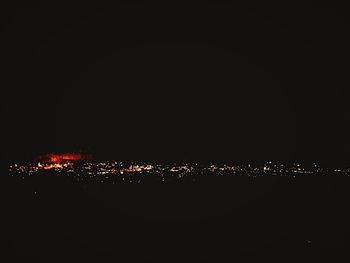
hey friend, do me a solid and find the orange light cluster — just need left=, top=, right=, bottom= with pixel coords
left=37, top=162, right=73, bottom=170
left=120, top=164, right=153, bottom=174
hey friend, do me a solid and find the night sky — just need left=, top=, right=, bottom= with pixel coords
left=2, top=4, right=350, bottom=166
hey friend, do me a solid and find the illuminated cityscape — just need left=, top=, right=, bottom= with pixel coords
left=9, top=156, right=350, bottom=183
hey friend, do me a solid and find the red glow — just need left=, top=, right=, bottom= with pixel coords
left=38, top=153, right=88, bottom=163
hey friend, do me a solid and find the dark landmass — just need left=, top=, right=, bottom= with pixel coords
left=3, top=168, right=350, bottom=262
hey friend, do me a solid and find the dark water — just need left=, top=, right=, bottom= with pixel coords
left=3, top=174, right=350, bottom=262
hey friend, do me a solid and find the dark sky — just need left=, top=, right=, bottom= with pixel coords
left=2, top=4, right=350, bottom=166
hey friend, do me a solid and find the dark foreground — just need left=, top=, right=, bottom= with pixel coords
left=2, top=174, right=350, bottom=263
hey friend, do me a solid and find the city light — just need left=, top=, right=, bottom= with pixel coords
left=8, top=158, right=350, bottom=183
